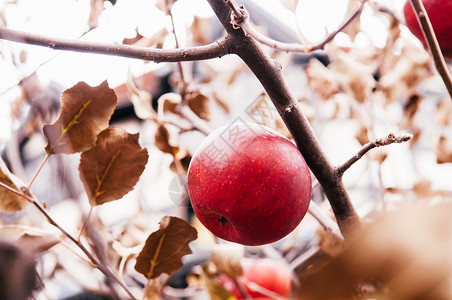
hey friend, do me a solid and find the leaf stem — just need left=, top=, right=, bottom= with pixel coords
left=27, top=152, right=50, bottom=189
left=409, top=0, right=452, bottom=99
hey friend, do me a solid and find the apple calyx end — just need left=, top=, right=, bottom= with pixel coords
left=218, top=216, right=228, bottom=225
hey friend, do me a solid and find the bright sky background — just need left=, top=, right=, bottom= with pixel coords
left=0, top=0, right=411, bottom=146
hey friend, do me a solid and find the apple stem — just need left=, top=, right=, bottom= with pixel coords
left=409, top=0, right=452, bottom=99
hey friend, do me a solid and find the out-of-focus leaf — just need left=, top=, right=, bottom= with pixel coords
left=158, top=92, right=181, bottom=114
left=210, top=244, right=244, bottom=278
left=294, top=204, right=452, bottom=299
left=126, top=71, right=155, bottom=120
left=305, top=58, right=340, bottom=100
left=279, top=0, right=299, bottom=12
left=436, top=98, right=452, bottom=127
left=0, top=225, right=59, bottom=254
left=191, top=16, right=210, bottom=45
left=134, top=216, right=197, bottom=279
left=79, top=127, right=148, bottom=206
left=201, top=264, right=236, bottom=300
left=187, top=91, right=211, bottom=121
left=88, top=0, right=105, bottom=29
left=331, top=48, right=375, bottom=103
left=379, top=38, right=431, bottom=101
left=0, top=158, right=28, bottom=213
left=212, top=92, right=230, bottom=114
left=437, top=136, right=452, bottom=164
left=43, top=81, right=117, bottom=154
left=155, top=124, right=178, bottom=156
left=341, top=0, right=361, bottom=40
left=399, top=94, right=422, bottom=129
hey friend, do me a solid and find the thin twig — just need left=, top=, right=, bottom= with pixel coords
left=0, top=182, right=137, bottom=300
left=409, top=0, right=452, bottom=99
left=0, top=27, right=230, bottom=64
left=308, top=201, right=343, bottom=240
left=336, top=133, right=413, bottom=176
left=229, top=0, right=366, bottom=53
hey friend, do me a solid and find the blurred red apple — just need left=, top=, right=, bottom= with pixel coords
left=403, top=0, right=452, bottom=59
left=219, top=258, right=292, bottom=299
left=187, top=122, right=311, bottom=246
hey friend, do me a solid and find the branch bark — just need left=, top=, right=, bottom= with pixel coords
left=207, top=0, right=360, bottom=238
left=0, top=27, right=230, bottom=62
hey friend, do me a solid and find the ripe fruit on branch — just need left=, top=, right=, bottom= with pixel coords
left=219, top=258, right=292, bottom=299
left=403, top=0, right=452, bottom=59
left=187, top=122, right=311, bottom=246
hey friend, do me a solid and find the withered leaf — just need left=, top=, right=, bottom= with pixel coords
left=134, top=216, right=197, bottom=279
left=0, top=158, right=29, bottom=213
left=0, top=225, right=59, bottom=253
left=155, top=124, right=178, bottom=156
left=305, top=58, right=340, bottom=101
left=43, top=81, right=117, bottom=154
left=294, top=204, right=452, bottom=300
left=436, top=136, right=452, bottom=164
left=79, top=127, right=148, bottom=206
left=187, top=91, right=211, bottom=121
left=201, top=264, right=236, bottom=300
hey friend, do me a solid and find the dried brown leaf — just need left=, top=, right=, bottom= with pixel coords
left=43, top=81, right=117, bottom=154
left=126, top=72, right=155, bottom=120
left=79, top=127, right=148, bottom=206
left=0, top=158, right=28, bottom=213
left=437, top=136, right=452, bottom=164
left=187, top=91, right=211, bottom=121
left=295, top=204, right=452, bottom=299
left=0, top=225, right=59, bottom=253
left=134, top=216, right=197, bottom=279
left=158, top=92, right=181, bottom=114
left=155, top=124, right=178, bottom=156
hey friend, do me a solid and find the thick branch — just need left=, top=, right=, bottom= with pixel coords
left=207, top=0, right=360, bottom=238
left=409, top=0, right=452, bottom=99
left=336, top=133, right=413, bottom=176
left=0, top=27, right=230, bottom=62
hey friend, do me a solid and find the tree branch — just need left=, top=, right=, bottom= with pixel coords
left=227, top=0, right=366, bottom=53
left=207, top=0, right=360, bottom=238
left=336, top=133, right=413, bottom=176
left=0, top=27, right=230, bottom=62
left=409, top=0, right=452, bottom=99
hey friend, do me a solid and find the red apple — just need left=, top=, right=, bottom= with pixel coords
left=403, top=0, right=452, bottom=59
left=187, top=122, right=311, bottom=246
left=219, top=258, right=292, bottom=299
